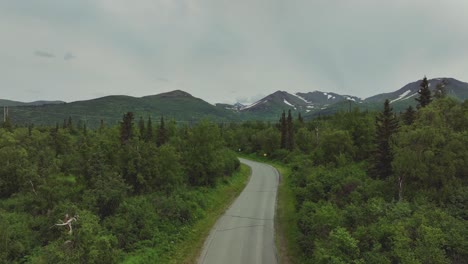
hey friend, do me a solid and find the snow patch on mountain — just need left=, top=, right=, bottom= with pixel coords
left=283, top=99, right=297, bottom=109
left=292, top=93, right=310, bottom=103
left=283, top=99, right=294, bottom=107
left=242, top=100, right=267, bottom=110
left=390, top=90, right=412, bottom=103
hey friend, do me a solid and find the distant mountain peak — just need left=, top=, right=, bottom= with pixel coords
left=364, top=77, right=468, bottom=104
left=156, top=90, right=193, bottom=98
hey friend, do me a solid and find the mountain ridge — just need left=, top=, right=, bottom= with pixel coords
left=2, top=77, right=467, bottom=125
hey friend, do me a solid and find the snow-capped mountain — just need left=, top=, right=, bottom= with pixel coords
left=235, top=77, right=468, bottom=117
left=239, top=90, right=363, bottom=114
left=364, top=77, right=468, bottom=104
left=216, top=102, right=245, bottom=112
left=5, top=77, right=467, bottom=125
left=296, top=91, right=363, bottom=105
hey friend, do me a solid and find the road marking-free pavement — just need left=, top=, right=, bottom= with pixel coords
left=198, top=158, right=279, bottom=264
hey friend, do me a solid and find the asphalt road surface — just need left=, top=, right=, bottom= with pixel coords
left=198, top=158, right=279, bottom=264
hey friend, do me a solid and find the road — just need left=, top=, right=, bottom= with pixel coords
left=198, top=158, right=279, bottom=264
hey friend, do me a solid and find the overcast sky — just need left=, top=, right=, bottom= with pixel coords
left=1, top=0, right=468, bottom=104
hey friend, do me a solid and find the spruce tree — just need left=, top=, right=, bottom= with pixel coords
left=287, top=110, right=294, bottom=150
left=138, top=117, right=145, bottom=140
left=99, top=119, right=105, bottom=133
left=280, top=111, right=287, bottom=149
left=434, top=79, right=447, bottom=99
left=156, top=116, right=167, bottom=147
left=416, top=76, right=432, bottom=108
left=402, top=105, right=416, bottom=125
left=67, top=116, right=74, bottom=133
left=146, top=116, right=153, bottom=142
left=28, top=123, right=33, bottom=136
left=83, top=123, right=87, bottom=136
left=2, top=116, right=13, bottom=132
left=298, top=112, right=304, bottom=124
left=120, top=112, right=134, bottom=144
left=372, top=99, right=399, bottom=179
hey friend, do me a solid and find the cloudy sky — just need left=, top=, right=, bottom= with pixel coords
left=1, top=0, right=468, bottom=104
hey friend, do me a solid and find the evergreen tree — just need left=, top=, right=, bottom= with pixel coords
left=138, top=117, right=145, bottom=140
left=2, top=116, right=13, bottom=132
left=280, top=111, right=287, bottom=149
left=120, top=112, right=134, bottom=145
left=434, top=79, right=447, bottom=99
left=416, top=76, right=432, bottom=108
left=156, top=116, right=167, bottom=147
left=372, top=99, right=399, bottom=179
left=402, top=105, right=416, bottom=125
left=146, top=116, right=153, bottom=142
left=287, top=110, right=294, bottom=150
left=67, top=116, right=74, bottom=132
left=298, top=112, right=304, bottom=124
left=83, top=123, right=87, bottom=136
left=99, top=119, right=105, bottom=133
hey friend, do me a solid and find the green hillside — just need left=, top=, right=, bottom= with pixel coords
left=7, top=91, right=238, bottom=127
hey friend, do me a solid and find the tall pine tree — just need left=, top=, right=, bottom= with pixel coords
left=146, top=116, right=153, bottom=142
left=434, top=79, right=447, bottom=99
left=287, top=110, right=294, bottom=150
left=280, top=111, right=287, bottom=149
left=138, top=116, right=145, bottom=140
left=298, top=112, right=304, bottom=124
left=416, top=76, right=432, bottom=108
left=156, top=116, right=167, bottom=147
left=120, top=112, right=134, bottom=145
left=402, top=105, right=416, bottom=125
left=372, top=99, right=399, bottom=179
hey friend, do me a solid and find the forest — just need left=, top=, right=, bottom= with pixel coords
left=1, top=80, right=467, bottom=263
left=224, top=84, right=467, bottom=263
left=0, top=114, right=241, bottom=263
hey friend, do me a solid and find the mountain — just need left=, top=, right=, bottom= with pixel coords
left=306, top=77, right=468, bottom=118
left=241, top=91, right=308, bottom=112
left=7, top=90, right=237, bottom=127
left=238, top=90, right=363, bottom=118
left=3, top=77, right=467, bottom=126
left=296, top=91, right=362, bottom=106
left=365, top=78, right=468, bottom=104
left=215, top=102, right=245, bottom=112
left=0, top=99, right=65, bottom=107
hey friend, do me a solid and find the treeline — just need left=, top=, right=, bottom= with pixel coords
left=0, top=114, right=239, bottom=263
left=223, top=84, right=468, bottom=263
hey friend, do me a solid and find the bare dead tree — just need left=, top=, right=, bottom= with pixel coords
left=55, top=214, right=79, bottom=235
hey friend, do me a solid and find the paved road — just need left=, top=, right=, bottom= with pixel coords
left=198, top=158, right=279, bottom=264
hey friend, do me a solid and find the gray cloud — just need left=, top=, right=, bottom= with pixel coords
left=64, top=52, right=75, bottom=60
left=157, top=77, right=169, bottom=82
left=34, top=50, right=55, bottom=58
left=2, top=1, right=468, bottom=103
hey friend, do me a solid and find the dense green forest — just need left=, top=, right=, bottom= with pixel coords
left=0, top=115, right=242, bottom=263
left=1, top=87, right=467, bottom=263
left=224, top=96, right=467, bottom=263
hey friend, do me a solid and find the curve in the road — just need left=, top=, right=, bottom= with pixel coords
left=198, top=158, right=279, bottom=264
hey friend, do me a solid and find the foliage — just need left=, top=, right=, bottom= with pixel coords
left=230, top=98, right=468, bottom=263
left=0, top=118, right=240, bottom=263
left=416, top=76, right=432, bottom=108
left=371, top=99, right=399, bottom=179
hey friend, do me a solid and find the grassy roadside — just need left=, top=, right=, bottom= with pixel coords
left=123, top=164, right=251, bottom=264
left=239, top=153, right=301, bottom=264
